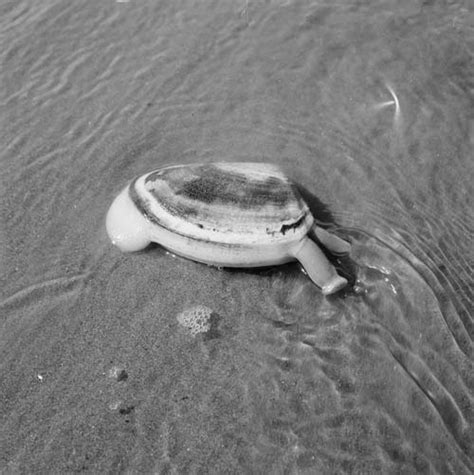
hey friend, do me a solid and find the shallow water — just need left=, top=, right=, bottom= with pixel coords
left=1, top=0, right=473, bottom=473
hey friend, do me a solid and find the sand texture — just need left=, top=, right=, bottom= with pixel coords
left=1, top=1, right=473, bottom=473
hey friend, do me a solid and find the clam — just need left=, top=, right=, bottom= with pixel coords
left=106, top=162, right=350, bottom=294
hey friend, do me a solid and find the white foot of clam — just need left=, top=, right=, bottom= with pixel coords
left=106, top=187, right=151, bottom=252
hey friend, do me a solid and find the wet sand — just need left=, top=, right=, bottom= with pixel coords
left=1, top=1, right=473, bottom=473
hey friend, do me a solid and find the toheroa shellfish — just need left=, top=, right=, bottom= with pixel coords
left=106, top=162, right=350, bottom=295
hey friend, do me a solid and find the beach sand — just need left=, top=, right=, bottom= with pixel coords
left=1, top=1, right=473, bottom=472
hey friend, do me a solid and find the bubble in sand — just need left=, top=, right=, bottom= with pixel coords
left=177, top=305, right=213, bottom=337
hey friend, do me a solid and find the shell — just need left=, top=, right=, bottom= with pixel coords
left=129, top=162, right=314, bottom=246
left=106, top=161, right=350, bottom=293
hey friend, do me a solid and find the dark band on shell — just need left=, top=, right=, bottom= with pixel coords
left=144, top=164, right=299, bottom=210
